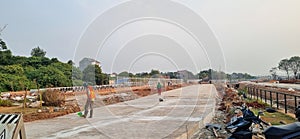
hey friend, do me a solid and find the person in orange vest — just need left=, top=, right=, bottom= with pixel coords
left=83, top=82, right=96, bottom=118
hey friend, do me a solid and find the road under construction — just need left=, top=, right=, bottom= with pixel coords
left=25, top=84, right=217, bottom=139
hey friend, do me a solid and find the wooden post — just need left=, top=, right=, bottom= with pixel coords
left=256, top=89, right=259, bottom=100
left=34, top=79, right=42, bottom=108
left=248, top=87, right=252, bottom=99
left=260, top=89, right=263, bottom=100
left=270, top=91, right=273, bottom=107
left=38, top=85, right=42, bottom=108
left=264, top=90, right=267, bottom=103
left=276, top=92, right=279, bottom=109
left=23, top=88, right=27, bottom=109
left=0, top=114, right=26, bottom=139
left=13, top=114, right=26, bottom=139
left=295, top=96, right=297, bottom=111
left=284, top=94, right=287, bottom=113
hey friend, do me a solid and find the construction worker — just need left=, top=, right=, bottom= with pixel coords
left=157, top=82, right=163, bottom=102
left=83, top=83, right=96, bottom=118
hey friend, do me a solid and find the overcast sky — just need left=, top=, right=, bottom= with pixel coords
left=0, top=0, right=299, bottom=75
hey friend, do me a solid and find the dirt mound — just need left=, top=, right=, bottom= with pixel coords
left=246, top=101, right=267, bottom=109
left=166, top=84, right=183, bottom=91
left=133, top=87, right=152, bottom=97
left=23, top=107, right=80, bottom=122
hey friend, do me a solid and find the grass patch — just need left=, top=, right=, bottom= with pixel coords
left=0, top=99, right=12, bottom=106
left=245, top=98, right=296, bottom=125
left=251, top=108, right=297, bottom=125
left=238, top=88, right=247, bottom=96
left=245, top=98, right=269, bottom=106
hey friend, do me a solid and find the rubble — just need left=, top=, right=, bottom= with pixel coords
left=192, top=85, right=265, bottom=139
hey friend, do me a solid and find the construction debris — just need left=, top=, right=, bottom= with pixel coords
left=192, top=85, right=269, bottom=139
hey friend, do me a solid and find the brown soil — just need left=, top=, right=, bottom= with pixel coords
left=23, top=106, right=80, bottom=122
left=246, top=101, right=267, bottom=109
left=133, top=87, right=152, bottom=97
left=166, top=84, right=184, bottom=91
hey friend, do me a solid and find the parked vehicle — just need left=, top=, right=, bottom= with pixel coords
left=295, top=102, right=300, bottom=122
left=225, top=104, right=300, bottom=139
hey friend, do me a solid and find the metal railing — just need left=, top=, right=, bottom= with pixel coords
left=247, top=86, right=300, bottom=114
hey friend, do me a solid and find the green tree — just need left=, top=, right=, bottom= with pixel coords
left=67, top=60, right=74, bottom=65
left=31, top=46, right=46, bottom=57
left=0, top=64, right=24, bottom=75
left=0, top=73, right=31, bottom=92
left=0, top=36, right=85, bottom=91
left=289, top=56, right=300, bottom=79
left=0, top=25, right=8, bottom=50
left=118, top=71, right=129, bottom=77
left=278, top=59, right=291, bottom=80
left=227, top=74, right=232, bottom=82
left=50, top=62, right=72, bottom=85
left=164, top=72, right=177, bottom=79
left=34, top=66, right=69, bottom=87
left=135, top=72, right=150, bottom=78
left=102, top=73, right=109, bottom=85
left=10, top=56, right=27, bottom=65
left=269, top=67, right=278, bottom=80
left=0, top=49, right=12, bottom=65
left=50, top=58, right=59, bottom=63
left=0, top=65, right=34, bottom=91
left=0, top=39, right=7, bottom=50
left=26, top=57, right=42, bottom=68
left=197, top=70, right=210, bottom=80
left=94, top=65, right=104, bottom=85
left=150, top=69, right=160, bottom=76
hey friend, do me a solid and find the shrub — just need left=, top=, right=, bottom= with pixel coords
left=0, top=99, right=13, bottom=107
left=238, top=89, right=247, bottom=96
left=42, top=89, right=64, bottom=107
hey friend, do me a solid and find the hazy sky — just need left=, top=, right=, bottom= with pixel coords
left=1, top=0, right=300, bottom=75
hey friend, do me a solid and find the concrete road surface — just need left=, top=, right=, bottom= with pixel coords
left=25, top=84, right=217, bottom=139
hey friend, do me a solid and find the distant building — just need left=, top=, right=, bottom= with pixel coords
left=108, top=73, right=117, bottom=85
left=79, top=58, right=101, bottom=71
left=110, top=73, right=117, bottom=78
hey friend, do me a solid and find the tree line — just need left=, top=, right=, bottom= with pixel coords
left=270, top=56, right=300, bottom=80
left=197, top=69, right=255, bottom=81
left=0, top=34, right=110, bottom=92
left=117, top=69, right=256, bottom=81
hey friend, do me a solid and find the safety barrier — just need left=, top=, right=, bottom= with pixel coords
left=247, top=86, right=300, bottom=114
left=0, top=113, right=26, bottom=139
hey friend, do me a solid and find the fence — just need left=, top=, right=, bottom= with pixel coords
left=246, top=85, right=300, bottom=114
left=29, top=77, right=184, bottom=93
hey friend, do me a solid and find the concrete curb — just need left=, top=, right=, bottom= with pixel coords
left=175, top=102, right=216, bottom=139
left=176, top=87, right=217, bottom=139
